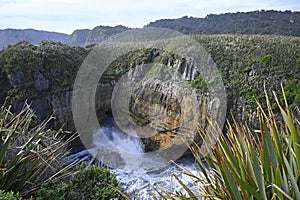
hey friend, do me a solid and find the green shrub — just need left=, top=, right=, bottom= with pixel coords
left=258, top=54, right=273, bottom=65
left=190, top=75, right=208, bottom=91
left=37, top=162, right=122, bottom=200
left=284, top=79, right=300, bottom=105
left=295, top=93, right=300, bottom=103
left=0, top=190, right=22, bottom=200
left=297, top=57, right=300, bottom=67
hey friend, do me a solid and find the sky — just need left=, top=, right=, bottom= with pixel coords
left=0, top=0, right=299, bottom=34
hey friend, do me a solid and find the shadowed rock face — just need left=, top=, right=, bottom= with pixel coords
left=12, top=80, right=115, bottom=132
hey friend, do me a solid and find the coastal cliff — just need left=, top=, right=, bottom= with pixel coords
left=0, top=35, right=299, bottom=150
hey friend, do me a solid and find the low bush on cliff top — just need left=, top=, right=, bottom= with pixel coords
left=160, top=87, right=300, bottom=199
left=37, top=162, right=122, bottom=200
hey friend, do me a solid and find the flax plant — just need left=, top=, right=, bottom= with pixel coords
left=160, top=87, right=300, bottom=200
left=0, top=102, right=75, bottom=197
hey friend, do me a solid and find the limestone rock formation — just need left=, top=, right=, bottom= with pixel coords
left=111, top=57, right=219, bottom=152
left=1, top=34, right=299, bottom=152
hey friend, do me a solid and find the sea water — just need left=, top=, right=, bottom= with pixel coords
left=68, top=123, right=203, bottom=199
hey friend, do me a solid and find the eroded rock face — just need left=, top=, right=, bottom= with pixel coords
left=111, top=58, right=220, bottom=152
left=0, top=42, right=90, bottom=131
left=34, top=72, right=49, bottom=91
left=9, top=71, right=26, bottom=85
left=129, top=79, right=210, bottom=151
left=1, top=41, right=224, bottom=152
left=12, top=79, right=115, bottom=132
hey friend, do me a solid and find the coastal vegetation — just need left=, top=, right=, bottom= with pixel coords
left=0, top=26, right=299, bottom=199
left=160, top=89, right=300, bottom=200
left=1, top=34, right=299, bottom=128
left=147, top=10, right=300, bottom=36
left=0, top=102, right=122, bottom=199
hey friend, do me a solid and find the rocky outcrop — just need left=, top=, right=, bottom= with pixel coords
left=13, top=90, right=74, bottom=130
left=128, top=78, right=211, bottom=151
left=13, top=80, right=115, bottom=132
left=0, top=41, right=91, bottom=130
left=111, top=57, right=222, bottom=151
left=85, top=25, right=129, bottom=45
left=66, top=29, right=90, bottom=46
left=1, top=34, right=299, bottom=152
left=34, top=72, right=49, bottom=91
left=2, top=41, right=213, bottom=151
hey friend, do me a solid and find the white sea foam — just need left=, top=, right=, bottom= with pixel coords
left=69, top=125, right=203, bottom=199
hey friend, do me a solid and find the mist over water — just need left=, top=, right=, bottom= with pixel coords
left=69, top=118, right=200, bottom=199
left=99, top=126, right=144, bottom=154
